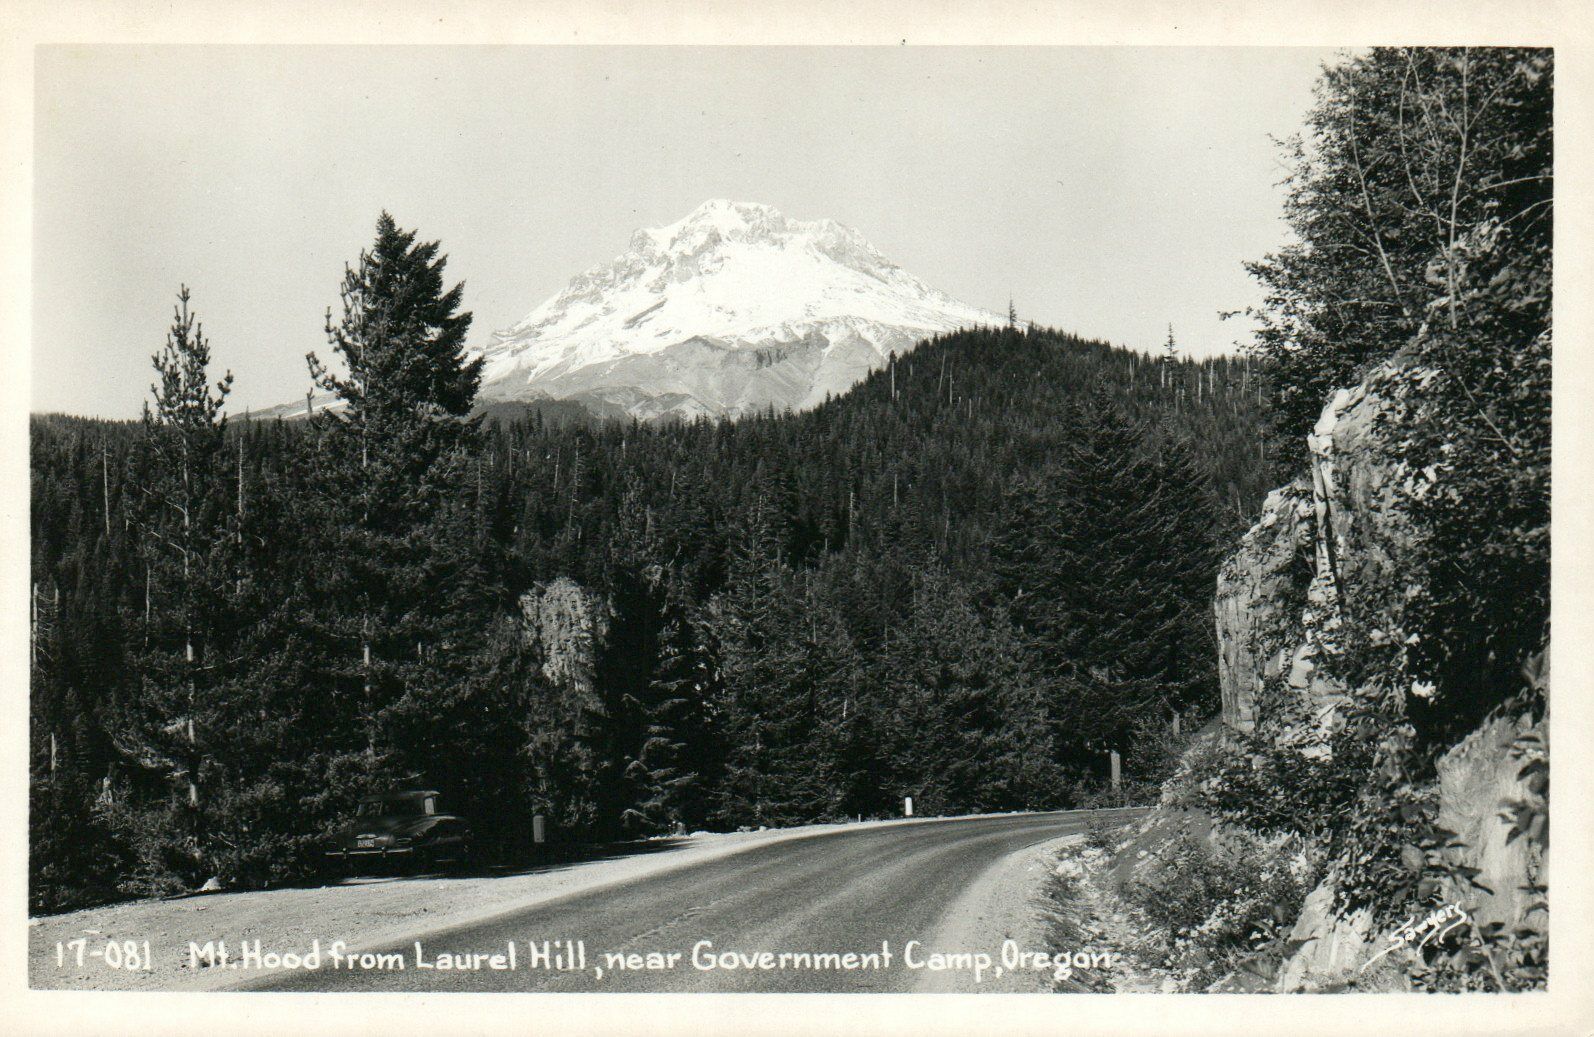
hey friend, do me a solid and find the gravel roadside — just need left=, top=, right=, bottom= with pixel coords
left=910, top=830, right=1086, bottom=993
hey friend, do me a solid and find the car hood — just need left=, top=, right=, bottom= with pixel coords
left=327, top=816, right=441, bottom=842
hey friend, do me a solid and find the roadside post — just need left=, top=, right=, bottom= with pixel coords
left=903, top=796, right=913, bottom=817
left=533, top=814, right=546, bottom=845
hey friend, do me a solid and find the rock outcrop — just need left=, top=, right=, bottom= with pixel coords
left=1216, top=359, right=1441, bottom=749
left=1214, top=479, right=1312, bottom=735
left=1274, top=881, right=1376, bottom=991
left=518, top=576, right=611, bottom=706
left=1210, top=358, right=1546, bottom=991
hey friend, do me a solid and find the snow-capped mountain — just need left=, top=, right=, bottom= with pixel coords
left=476, top=200, right=1002, bottom=420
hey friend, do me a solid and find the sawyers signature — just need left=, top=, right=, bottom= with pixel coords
left=1361, top=902, right=1470, bottom=971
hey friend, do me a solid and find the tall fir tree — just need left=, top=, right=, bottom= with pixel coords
left=705, top=494, right=855, bottom=828
left=299, top=212, right=499, bottom=818
left=991, top=396, right=1218, bottom=772
left=619, top=581, right=716, bottom=834
left=873, top=556, right=1060, bottom=815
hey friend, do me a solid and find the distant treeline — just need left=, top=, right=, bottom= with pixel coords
left=29, top=214, right=1269, bottom=912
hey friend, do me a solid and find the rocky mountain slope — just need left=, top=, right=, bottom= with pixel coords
left=474, top=200, right=1003, bottom=420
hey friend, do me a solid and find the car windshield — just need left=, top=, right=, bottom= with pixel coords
left=356, top=796, right=433, bottom=818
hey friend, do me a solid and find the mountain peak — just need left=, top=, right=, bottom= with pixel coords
left=688, top=197, right=779, bottom=221
left=629, top=199, right=867, bottom=264
left=479, top=201, right=1002, bottom=420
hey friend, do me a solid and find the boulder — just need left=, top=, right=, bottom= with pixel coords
left=1434, top=709, right=1546, bottom=936
left=1274, top=878, right=1376, bottom=991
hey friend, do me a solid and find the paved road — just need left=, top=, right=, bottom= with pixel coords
left=248, top=810, right=1131, bottom=993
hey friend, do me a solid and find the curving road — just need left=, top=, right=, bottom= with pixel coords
left=247, top=810, right=1132, bottom=993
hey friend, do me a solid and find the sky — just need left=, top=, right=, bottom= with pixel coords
left=32, top=45, right=1340, bottom=418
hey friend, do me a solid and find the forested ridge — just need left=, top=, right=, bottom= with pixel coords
left=30, top=224, right=1269, bottom=911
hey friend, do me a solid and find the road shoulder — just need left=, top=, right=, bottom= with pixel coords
left=911, top=831, right=1085, bottom=993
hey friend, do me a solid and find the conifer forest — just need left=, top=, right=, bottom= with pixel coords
left=29, top=214, right=1270, bottom=909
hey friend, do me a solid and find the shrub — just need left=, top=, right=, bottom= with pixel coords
left=1084, top=814, right=1126, bottom=853
left=1118, top=827, right=1318, bottom=989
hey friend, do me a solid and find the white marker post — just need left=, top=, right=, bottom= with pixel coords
left=1110, top=752, right=1121, bottom=794
left=903, top=796, right=914, bottom=818
left=532, top=814, right=546, bottom=845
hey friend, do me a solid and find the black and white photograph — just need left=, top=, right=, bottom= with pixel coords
left=5, top=2, right=1589, bottom=1034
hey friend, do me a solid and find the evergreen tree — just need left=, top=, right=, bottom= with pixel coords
left=620, top=586, right=715, bottom=833
left=1245, top=48, right=1552, bottom=468
left=299, top=212, right=498, bottom=817
left=29, top=574, right=126, bottom=911
left=991, top=397, right=1218, bottom=771
left=107, top=287, right=238, bottom=893
left=874, top=558, right=1059, bottom=815
left=705, top=495, right=855, bottom=827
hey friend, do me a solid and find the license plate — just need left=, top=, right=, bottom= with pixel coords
left=356, top=837, right=376, bottom=848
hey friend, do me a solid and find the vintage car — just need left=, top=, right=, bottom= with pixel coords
left=324, top=789, right=472, bottom=875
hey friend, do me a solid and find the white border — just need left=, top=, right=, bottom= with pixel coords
left=3, top=2, right=1590, bottom=1034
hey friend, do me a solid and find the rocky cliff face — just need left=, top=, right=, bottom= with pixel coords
left=1433, top=707, right=1546, bottom=938
left=518, top=576, right=611, bottom=706
left=1213, top=479, right=1312, bottom=735
left=1216, top=358, right=1439, bottom=751
left=1212, top=358, right=1546, bottom=990
left=1271, top=701, right=1546, bottom=992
